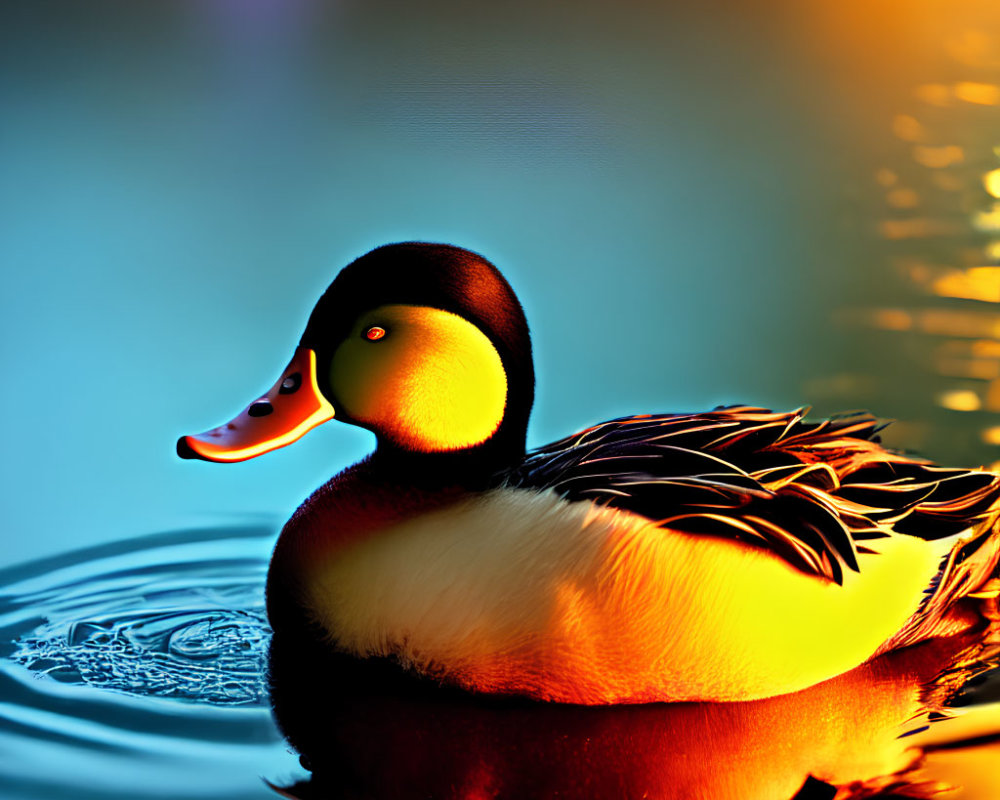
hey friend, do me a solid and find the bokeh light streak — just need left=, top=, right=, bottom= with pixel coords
left=912, top=144, right=965, bottom=168
left=887, top=188, right=920, bottom=208
left=982, top=426, right=1000, bottom=445
left=937, top=389, right=982, bottom=411
left=974, top=203, right=1000, bottom=232
left=933, top=357, right=1000, bottom=381
left=931, top=267, right=1000, bottom=302
left=954, top=81, right=1000, bottom=105
left=984, top=168, right=1000, bottom=199
left=892, top=114, right=925, bottom=142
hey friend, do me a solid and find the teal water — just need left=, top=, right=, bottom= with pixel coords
left=0, top=526, right=303, bottom=800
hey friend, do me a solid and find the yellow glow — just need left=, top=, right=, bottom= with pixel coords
left=912, top=145, right=964, bottom=168
left=934, top=357, right=1000, bottom=380
left=946, top=30, right=1000, bottom=68
left=915, top=83, right=951, bottom=106
left=986, top=380, right=1000, bottom=412
left=918, top=309, right=1000, bottom=339
left=931, top=267, right=1000, bottom=302
left=875, top=168, right=897, bottom=187
left=987, top=240, right=1000, bottom=260
left=891, top=114, right=924, bottom=142
left=974, top=204, right=1000, bottom=232
left=879, top=218, right=958, bottom=240
left=931, top=172, right=962, bottom=192
left=900, top=258, right=931, bottom=282
left=984, top=169, right=1000, bottom=199
left=982, top=426, right=1000, bottom=446
left=954, top=81, right=1000, bottom=105
left=871, top=309, right=913, bottom=331
left=937, top=390, right=981, bottom=412
left=886, top=188, right=919, bottom=209
left=973, top=340, right=1000, bottom=358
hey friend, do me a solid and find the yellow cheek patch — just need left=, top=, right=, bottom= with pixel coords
left=330, top=305, right=508, bottom=452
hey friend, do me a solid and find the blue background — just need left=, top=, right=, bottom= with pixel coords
left=3, top=0, right=998, bottom=566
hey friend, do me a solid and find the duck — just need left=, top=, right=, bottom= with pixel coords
left=178, top=242, right=1000, bottom=704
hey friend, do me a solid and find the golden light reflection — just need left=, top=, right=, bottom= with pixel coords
left=879, top=218, right=960, bottom=239
left=913, top=144, right=965, bottom=168
left=931, top=267, right=1000, bottom=302
left=914, top=82, right=1000, bottom=106
left=875, top=168, right=898, bottom=187
left=892, top=114, right=925, bottom=142
left=886, top=188, right=919, bottom=208
left=938, top=359, right=1000, bottom=380
left=932, top=171, right=964, bottom=191
left=954, top=81, right=1000, bottom=106
left=807, top=5, right=1000, bottom=554
left=974, top=203, right=1000, bottom=231
left=270, top=633, right=1000, bottom=800
left=898, top=258, right=932, bottom=282
left=919, top=309, right=1000, bottom=338
left=982, top=426, right=1000, bottom=445
left=946, top=30, right=1000, bottom=69
left=915, top=83, right=953, bottom=106
left=871, top=308, right=913, bottom=331
left=972, top=340, right=1000, bottom=357
left=937, top=340, right=1000, bottom=359
left=862, top=308, right=1000, bottom=339
left=984, top=168, right=1000, bottom=199
left=937, top=389, right=982, bottom=412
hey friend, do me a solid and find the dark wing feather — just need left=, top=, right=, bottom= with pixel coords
left=506, top=406, right=1000, bottom=586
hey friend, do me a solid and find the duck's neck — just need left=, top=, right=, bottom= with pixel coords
left=372, top=436, right=525, bottom=491
left=265, top=449, right=511, bottom=631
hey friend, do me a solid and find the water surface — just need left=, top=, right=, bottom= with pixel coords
left=2, top=524, right=999, bottom=800
left=0, top=525, right=304, bottom=800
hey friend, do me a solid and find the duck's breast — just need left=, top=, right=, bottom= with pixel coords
left=301, top=487, right=945, bottom=703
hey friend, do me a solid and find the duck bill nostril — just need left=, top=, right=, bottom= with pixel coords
left=177, top=347, right=335, bottom=463
left=248, top=400, right=274, bottom=417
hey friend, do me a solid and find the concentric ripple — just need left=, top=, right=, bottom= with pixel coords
left=0, top=525, right=304, bottom=800
left=3, top=526, right=272, bottom=705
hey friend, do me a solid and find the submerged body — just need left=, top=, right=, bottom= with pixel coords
left=182, top=243, right=1000, bottom=704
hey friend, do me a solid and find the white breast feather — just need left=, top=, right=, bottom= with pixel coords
left=304, top=488, right=944, bottom=703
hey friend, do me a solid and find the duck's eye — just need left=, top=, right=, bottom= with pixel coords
left=364, top=326, right=387, bottom=341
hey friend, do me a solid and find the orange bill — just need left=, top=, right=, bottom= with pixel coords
left=177, top=347, right=334, bottom=462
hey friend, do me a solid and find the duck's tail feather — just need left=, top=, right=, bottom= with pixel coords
left=874, top=511, right=1000, bottom=656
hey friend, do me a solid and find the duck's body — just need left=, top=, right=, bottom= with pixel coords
left=181, top=244, right=1000, bottom=703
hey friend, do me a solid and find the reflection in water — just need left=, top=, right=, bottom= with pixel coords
left=819, top=27, right=1000, bottom=471
left=270, top=622, right=1000, bottom=800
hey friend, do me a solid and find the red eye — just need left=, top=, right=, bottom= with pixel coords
left=365, top=326, right=386, bottom=341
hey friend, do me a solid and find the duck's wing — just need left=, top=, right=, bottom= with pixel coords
left=508, top=406, right=1000, bottom=587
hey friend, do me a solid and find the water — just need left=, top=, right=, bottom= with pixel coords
left=2, top=524, right=999, bottom=800
left=0, top=525, right=305, bottom=800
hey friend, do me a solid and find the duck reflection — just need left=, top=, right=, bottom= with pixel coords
left=268, top=626, right=999, bottom=800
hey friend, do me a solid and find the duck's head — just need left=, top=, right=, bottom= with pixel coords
left=177, top=243, right=534, bottom=483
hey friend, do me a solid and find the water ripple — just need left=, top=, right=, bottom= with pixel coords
left=0, top=525, right=302, bottom=800
left=3, top=529, right=273, bottom=706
